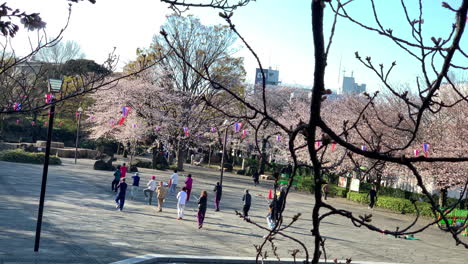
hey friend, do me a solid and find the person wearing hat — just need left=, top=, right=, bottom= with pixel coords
left=144, top=176, right=157, bottom=205
left=130, top=172, right=140, bottom=200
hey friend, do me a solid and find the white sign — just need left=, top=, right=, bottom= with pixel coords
left=350, top=178, right=360, bottom=192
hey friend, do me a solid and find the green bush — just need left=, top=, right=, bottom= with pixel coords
left=346, top=191, right=434, bottom=217
left=297, top=176, right=315, bottom=193
left=329, top=185, right=348, bottom=198
left=0, top=149, right=61, bottom=165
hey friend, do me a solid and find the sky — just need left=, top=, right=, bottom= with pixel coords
left=11, top=0, right=467, bottom=93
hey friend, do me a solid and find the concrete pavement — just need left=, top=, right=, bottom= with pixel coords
left=0, top=158, right=467, bottom=263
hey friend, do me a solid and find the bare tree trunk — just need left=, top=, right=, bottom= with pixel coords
left=259, top=138, right=268, bottom=174
left=439, top=188, right=448, bottom=208
left=176, top=140, right=185, bottom=171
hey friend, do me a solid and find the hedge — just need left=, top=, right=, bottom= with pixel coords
left=0, top=149, right=61, bottom=165
left=346, top=191, right=434, bottom=217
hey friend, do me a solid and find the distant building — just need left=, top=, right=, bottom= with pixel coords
left=341, top=73, right=366, bottom=95
left=254, top=67, right=280, bottom=86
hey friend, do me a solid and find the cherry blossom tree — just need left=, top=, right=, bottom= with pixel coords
left=158, top=0, right=468, bottom=263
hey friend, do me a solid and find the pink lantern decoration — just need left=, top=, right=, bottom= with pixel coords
left=424, top=152, right=429, bottom=158
left=132, top=124, right=137, bottom=128
left=31, top=121, right=36, bottom=126
left=154, top=126, right=161, bottom=131
left=331, top=143, right=337, bottom=151
left=109, top=119, right=115, bottom=126
left=276, top=135, right=281, bottom=141
left=233, top=122, right=242, bottom=132
left=361, top=145, right=367, bottom=151
left=13, top=102, right=21, bottom=111
left=44, top=94, right=53, bottom=104
left=315, top=141, right=321, bottom=148
left=16, top=119, right=20, bottom=124
left=89, top=115, right=96, bottom=120
left=44, top=121, right=48, bottom=126
left=75, top=112, right=80, bottom=118
left=210, top=127, right=217, bottom=133
left=414, top=149, right=420, bottom=157
left=242, top=129, right=248, bottom=138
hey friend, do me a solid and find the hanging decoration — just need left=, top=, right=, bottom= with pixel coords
left=89, top=115, right=95, bottom=121
left=75, top=112, right=81, bottom=119
left=422, top=143, right=429, bottom=157
left=122, top=106, right=130, bottom=117
left=361, top=145, right=367, bottom=151
left=16, top=119, right=20, bottom=124
left=44, top=94, right=53, bottom=104
left=132, top=124, right=137, bottom=128
left=242, top=129, right=248, bottom=139
left=183, top=127, right=189, bottom=136
left=414, top=149, right=420, bottom=157
left=331, top=143, right=337, bottom=152
left=117, top=117, right=126, bottom=126
left=44, top=121, right=48, bottom=126
left=31, top=121, right=36, bottom=126
left=210, top=127, right=217, bottom=133
left=154, top=126, right=161, bottom=132
left=234, top=122, right=242, bottom=132
left=315, top=141, right=321, bottom=148
left=276, top=135, right=281, bottom=141
left=109, top=119, right=115, bottom=126
left=13, top=103, right=21, bottom=111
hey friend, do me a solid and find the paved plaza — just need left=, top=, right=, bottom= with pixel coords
left=0, top=158, right=467, bottom=264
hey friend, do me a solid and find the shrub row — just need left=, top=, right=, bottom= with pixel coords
left=0, top=149, right=61, bottom=165
left=346, top=191, right=434, bottom=217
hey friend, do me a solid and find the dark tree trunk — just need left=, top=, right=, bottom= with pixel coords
left=439, top=188, right=448, bottom=208
left=259, top=138, right=268, bottom=174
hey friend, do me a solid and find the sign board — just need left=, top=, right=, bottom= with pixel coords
left=48, top=79, right=63, bottom=93
left=350, top=178, right=360, bottom=192
left=338, top=176, right=348, bottom=188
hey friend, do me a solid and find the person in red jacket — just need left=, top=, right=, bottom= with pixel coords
left=120, top=163, right=128, bottom=178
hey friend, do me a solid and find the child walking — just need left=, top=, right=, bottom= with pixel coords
left=176, top=187, right=188, bottom=220
left=111, top=165, right=121, bottom=192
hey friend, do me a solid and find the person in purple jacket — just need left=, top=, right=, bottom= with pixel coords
left=185, top=174, right=193, bottom=202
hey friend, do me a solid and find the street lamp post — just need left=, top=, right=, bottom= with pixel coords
left=219, top=120, right=230, bottom=187
left=74, top=106, right=83, bottom=164
left=34, top=78, right=62, bottom=252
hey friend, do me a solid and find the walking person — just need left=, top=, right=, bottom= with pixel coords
left=176, top=187, right=188, bottom=220
left=169, top=169, right=179, bottom=194
left=185, top=174, right=193, bottom=202
left=115, top=178, right=128, bottom=211
left=242, top=189, right=252, bottom=218
left=144, top=176, right=157, bottom=205
left=120, top=163, right=128, bottom=178
left=112, top=165, right=121, bottom=192
left=368, top=185, right=378, bottom=209
left=130, top=172, right=140, bottom=200
left=197, top=190, right=208, bottom=229
left=322, top=182, right=330, bottom=200
left=252, top=171, right=259, bottom=186
left=156, top=181, right=167, bottom=212
left=213, top=182, right=222, bottom=211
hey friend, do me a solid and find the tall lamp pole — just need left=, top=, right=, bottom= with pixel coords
left=219, top=120, right=230, bottom=187
left=74, top=107, right=83, bottom=164
left=34, top=78, right=62, bottom=252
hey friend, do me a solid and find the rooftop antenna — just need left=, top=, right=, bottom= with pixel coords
left=337, top=53, right=342, bottom=85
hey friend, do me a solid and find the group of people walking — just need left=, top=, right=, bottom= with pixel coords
left=111, top=167, right=235, bottom=229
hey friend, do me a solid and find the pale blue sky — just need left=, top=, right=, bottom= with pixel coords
left=12, top=0, right=466, bottom=92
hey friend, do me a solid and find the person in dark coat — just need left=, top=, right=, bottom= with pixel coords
left=112, top=165, right=121, bottom=192
left=368, top=185, right=377, bottom=209
left=213, top=182, right=222, bottom=211
left=252, top=171, right=260, bottom=186
left=115, top=178, right=128, bottom=211
left=197, top=190, right=208, bottom=229
left=242, top=189, right=252, bottom=217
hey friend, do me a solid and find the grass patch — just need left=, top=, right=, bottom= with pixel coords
left=0, top=149, right=61, bottom=165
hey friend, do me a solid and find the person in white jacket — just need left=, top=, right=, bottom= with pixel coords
left=144, top=176, right=157, bottom=205
left=176, top=187, right=188, bottom=220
